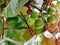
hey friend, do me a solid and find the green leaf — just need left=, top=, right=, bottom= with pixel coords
left=5, top=41, right=15, bottom=45
left=6, top=29, right=25, bottom=42
left=43, top=4, right=47, bottom=11
left=57, top=1, right=60, bottom=4
left=6, top=16, right=28, bottom=28
left=0, top=0, right=4, bottom=5
left=2, top=0, right=29, bottom=17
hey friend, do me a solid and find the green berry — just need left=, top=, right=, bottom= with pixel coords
left=35, top=28, right=44, bottom=34
left=30, top=12, right=38, bottom=21
left=35, top=19, right=44, bottom=29
left=47, top=16, right=56, bottom=24
left=30, top=12, right=38, bottom=18
left=48, top=7, right=55, bottom=15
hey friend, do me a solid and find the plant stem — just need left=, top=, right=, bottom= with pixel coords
left=18, top=12, right=36, bottom=36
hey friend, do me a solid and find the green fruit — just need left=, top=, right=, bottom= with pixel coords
left=30, top=12, right=38, bottom=21
left=35, top=28, right=44, bottom=34
left=47, top=16, right=56, bottom=24
left=48, top=7, right=55, bottom=15
left=35, top=19, right=44, bottom=29
left=30, top=12, right=38, bottom=18
left=35, top=25, right=44, bottom=29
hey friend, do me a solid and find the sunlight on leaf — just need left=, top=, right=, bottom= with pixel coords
left=2, top=0, right=29, bottom=17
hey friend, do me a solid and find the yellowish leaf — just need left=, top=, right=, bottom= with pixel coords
left=21, top=6, right=28, bottom=14
left=23, top=29, right=33, bottom=41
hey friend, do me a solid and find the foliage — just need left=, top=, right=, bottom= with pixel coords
left=0, top=0, right=60, bottom=45
left=2, top=0, right=28, bottom=17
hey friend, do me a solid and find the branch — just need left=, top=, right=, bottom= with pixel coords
left=0, top=37, right=23, bottom=45
left=18, top=12, right=36, bottom=36
left=30, top=4, right=42, bottom=12
left=2, top=17, right=5, bottom=39
left=2, top=0, right=6, bottom=39
left=0, top=39, right=5, bottom=44
left=5, top=37, right=21, bottom=45
left=4, top=27, right=27, bottom=30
